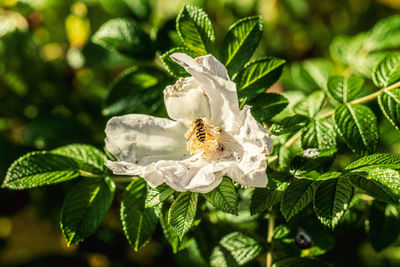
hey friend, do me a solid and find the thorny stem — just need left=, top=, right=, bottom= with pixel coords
left=266, top=211, right=275, bottom=267
left=284, top=80, right=400, bottom=148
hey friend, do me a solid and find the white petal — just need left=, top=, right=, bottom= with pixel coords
left=105, top=160, right=163, bottom=188
left=170, top=53, right=241, bottom=132
left=224, top=105, right=273, bottom=187
left=105, top=114, right=189, bottom=166
left=195, top=54, right=229, bottom=80
left=163, top=77, right=211, bottom=124
left=154, top=156, right=232, bottom=193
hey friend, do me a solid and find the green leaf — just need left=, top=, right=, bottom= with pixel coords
left=344, top=154, right=400, bottom=200
left=314, top=177, right=353, bottom=229
left=290, top=149, right=336, bottom=176
left=234, top=57, right=285, bottom=98
left=203, top=177, right=238, bottom=215
left=334, top=104, right=379, bottom=155
left=210, top=232, right=262, bottom=266
left=364, top=15, right=400, bottom=52
left=281, top=179, right=316, bottom=221
left=249, top=93, right=289, bottom=122
left=160, top=47, right=202, bottom=78
left=269, top=114, right=309, bottom=135
left=145, top=183, right=175, bottom=208
left=176, top=5, right=215, bottom=53
left=155, top=205, right=193, bottom=253
left=3, top=152, right=81, bottom=189
left=60, top=177, right=115, bottom=245
left=288, top=59, right=331, bottom=92
left=293, top=91, right=325, bottom=117
left=272, top=257, right=326, bottom=267
left=91, top=18, right=154, bottom=58
left=378, top=88, right=400, bottom=132
left=168, top=192, right=198, bottom=240
left=219, top=16, right=264, bottom=75
left=121, top=179, right=158, bottom=251
left=301, top=119, right=336, bottom=150
left=368, top=201, right=400, bottom=252
left=347, top=174, right=398, bottom=203
left=326, top=75, right=365, bottom=103
left=372, top=53, right=400, bottom=88
left=51, top=144, right=107, bottom=173
left=103, top=66, right=169, bottom=116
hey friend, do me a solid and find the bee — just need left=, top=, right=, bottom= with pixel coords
left=194, top=118, right=206, bottom=143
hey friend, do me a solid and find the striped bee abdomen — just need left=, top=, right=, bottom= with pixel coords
left=194, top=118, right=206, bottom=143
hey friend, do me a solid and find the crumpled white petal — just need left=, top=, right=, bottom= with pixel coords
left=163, top=77, right=211, bottom=124
left=224, top=105, right=273, bottom=187
left=105, top=114, right=188, bottom=165
left=170, top=53, right=241, bottom=133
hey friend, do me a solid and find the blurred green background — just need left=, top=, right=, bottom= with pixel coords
left=1, top=0, right=400, bottom=266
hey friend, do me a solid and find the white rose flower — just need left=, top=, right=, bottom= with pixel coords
left=105, top=53, right=273, bottom=193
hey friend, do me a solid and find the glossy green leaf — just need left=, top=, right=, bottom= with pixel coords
left=249, top=93, right=289, bottom=122
left=145, top=183, right=175, bottom=208
left=176, top=5, right=215, bottom=53
left=344, top=154, right=400, bottom=200
left=326, top=75, right=365, bottom=103
left=160, top=47, right=202, bottom=78
left=92, top=18, right=154, bottom=58
left=314, top=177, right=353, bottom=229
left=3, top=152, right=81, bottom=189
left=168, top=192, right=198, bottom=240
left=52, top=144, right=107, bottom=173
left=270, top=114, right=309, bottom=135
left=334, top=103, right=379, bottom=155
left=203, top=177, right=238, bottom=215
left=219, top=16, right=263, bottom=75
left=368, top=201, right=400, bottom=252
left=210, top=232, right=262, bottom=266
left=378, top=88, right=400, bottom=131
left=301, top=119, right=336, bottom=150
left=61, top=178, right=115, bottom=245
left=121, top=179, right=158, bottom=251
left=290, top=149, right=336, bottom=176
left=289, top=59, right=331, bottom=92
left=281, top=179, right=316, bottom=221
left=234, top=57, right=285, bottom=98
left=372, top=53, right=400, bottom=88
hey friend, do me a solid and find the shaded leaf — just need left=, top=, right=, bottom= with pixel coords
left=281, top=179, right=316, bottom=221
left=121, top=179, right=158, bottom=251
left=61, top=178, right=115, bottom=245
left=368, top=201, right=400, bottom=251
left=272, top=257, right=326, bottom=267
left=270, top=114, right=309, bottom=135
left=169, top=192, right=198, bottom=240
left=203, top=177, right=238, bottom=215
left=293, top=91, right=325, bottom=117
left=249, top=93, right=289, bottom=122
left=314, top=176, right=353, bottom=229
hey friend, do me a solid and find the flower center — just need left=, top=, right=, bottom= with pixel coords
left=185, top=118, right=221, bottom=158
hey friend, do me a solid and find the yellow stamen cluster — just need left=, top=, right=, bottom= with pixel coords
left=185, top=118, right=220, bottom=158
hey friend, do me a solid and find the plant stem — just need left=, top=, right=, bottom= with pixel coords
left=284, top=80, right=400, bottom=148
left=266, top=211, right=275, bottom=267
left=78, top=170, right=105, bottom=178
left=111, top=176, right=138, bottom=183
